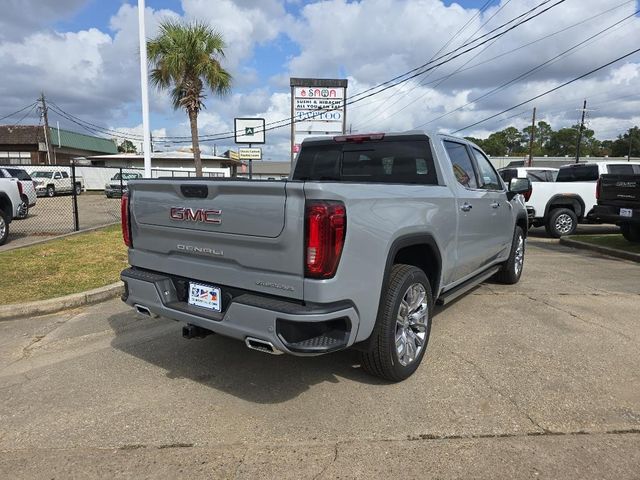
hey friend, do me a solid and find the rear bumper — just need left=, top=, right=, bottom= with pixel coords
left=588, top=205, right=640, bottom=225
left=120, top=267, right=359, bottom=356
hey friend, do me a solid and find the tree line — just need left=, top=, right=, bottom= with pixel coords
left=465, top=123, right=640, bottom=158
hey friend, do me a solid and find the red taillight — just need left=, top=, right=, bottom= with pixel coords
left=596, top=178, right=601, bottom=200
left=121, top=192, right=132, bottom=247
left=523, top=185, right=532, bottom=202
left=333, top=133, right=384, bottom=143
left=17, top=181, right=23, bottom=195
left=305, top=201, right=346, bottom=278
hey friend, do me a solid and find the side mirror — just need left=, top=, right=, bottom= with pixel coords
left=507, top=177, right=532, bottom=201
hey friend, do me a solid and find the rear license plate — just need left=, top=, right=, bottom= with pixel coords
left=188, top=282, right=221, bottom=312
left=620, top=208, right=633, bottom=218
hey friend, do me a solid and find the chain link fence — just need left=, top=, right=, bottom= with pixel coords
left=1, top=164, right=226, bottom=248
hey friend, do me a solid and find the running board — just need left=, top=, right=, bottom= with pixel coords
left=436, top=266, right=501, bottom=306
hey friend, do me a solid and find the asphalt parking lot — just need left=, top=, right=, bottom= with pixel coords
left=2, top=193, right=119, bottom=251
left=1, top=237, right=639, bottom=478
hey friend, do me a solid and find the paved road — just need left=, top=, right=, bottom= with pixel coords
left=1, top=239, right=639, bottom=478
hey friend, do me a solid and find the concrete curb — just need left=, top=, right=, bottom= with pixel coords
left=560, top=237, right=640, bottom=263
left=0, top=282, right=124, bottom=321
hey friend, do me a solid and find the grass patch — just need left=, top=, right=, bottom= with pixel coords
left=0, top=225, right=128, bottom=305
left=569, top=234, right=640, bottom=254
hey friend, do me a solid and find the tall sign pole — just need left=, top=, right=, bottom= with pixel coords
left=137, top=0, right=152, bottom=178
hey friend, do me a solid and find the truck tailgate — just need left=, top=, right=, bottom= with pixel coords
left=127, top=180, right=306, bottom=300
left=599, top=174, right=640, bottom=206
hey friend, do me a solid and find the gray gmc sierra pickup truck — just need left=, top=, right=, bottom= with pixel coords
left=120, top=131, right=530, bottom=381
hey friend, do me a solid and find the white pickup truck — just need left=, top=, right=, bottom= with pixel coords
left=32, top=169, right=84, bottom=197
left=0, top=178, right=23, bottom=245
left=526, top=161, right=640, bottom=237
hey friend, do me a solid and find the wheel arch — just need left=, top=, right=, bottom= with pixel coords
left=544, top=194, right=585, bottom=220
left=353, top=233, right=442, bottom=352
left=0, top=192, right=13, bottom=221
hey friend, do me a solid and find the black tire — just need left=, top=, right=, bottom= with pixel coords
left=75, top=183, right=82, bottom=195
left=0, top=209, right=9, bottom=246
left=360, top=264, right=433, bottom=382
left=46, top=185, right=55, bottom=197
left=495, top=226, right=525, bottom=284
left=545, top=208, right=577, bottom=238
left=17, top=194, right=29, bottom=219
left=620, top=224, right=640, bottom=243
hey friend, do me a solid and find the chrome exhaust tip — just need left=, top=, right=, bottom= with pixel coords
left=245, top=337, right=283, bottom=355
left=134, top=304, right=157, bottom=318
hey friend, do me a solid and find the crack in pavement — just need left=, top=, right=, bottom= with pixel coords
left=312, top=442, right=339, bottom=480
left=446, top=347, right=549, bottom=434
left=526, top=295, right=633, bottom=342
left=2, top=429, right=639, bottom=456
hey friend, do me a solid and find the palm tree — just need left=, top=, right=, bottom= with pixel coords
left=147, top=20, right=232, bottom=176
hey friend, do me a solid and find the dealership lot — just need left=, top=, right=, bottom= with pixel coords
left=2, top=194, right=119, bottom=251
left=1, top=237, right=639, bottom=478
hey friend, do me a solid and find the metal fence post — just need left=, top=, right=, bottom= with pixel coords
left=71, top=161, right=79, bottom=231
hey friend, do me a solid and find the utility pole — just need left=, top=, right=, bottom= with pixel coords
left=39, top=93, right=55, bottom=165
left=527, top=107, right=536, bottom=167
left=575, top=99, right=587, bottom=163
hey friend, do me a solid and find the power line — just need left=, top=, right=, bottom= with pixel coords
left=164, top=0, right=567, bottom=142
left=414, top=8, right=639, bottom=129
left=43, top=0, right=567, bottom=144
left=355, top=0, right=514, bottom=131
left=352, top=0, right=499, bottom=128
left=0, top=102, right=38, bottom=123
left=168, top=0, right=568, bottom=144
left=451, top=46, right=640, bottom=134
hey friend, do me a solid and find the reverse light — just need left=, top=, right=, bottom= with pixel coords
left=305, top=201, right=346, bottom=279
left=121, top=192, right=132, bottom=247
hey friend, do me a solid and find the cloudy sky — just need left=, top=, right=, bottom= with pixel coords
left=0, top=0, right=639, bottom=160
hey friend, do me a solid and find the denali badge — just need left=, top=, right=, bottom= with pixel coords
left=170, top=207, right=222, bottom=224
left=177, top=244, right=224, bottom=256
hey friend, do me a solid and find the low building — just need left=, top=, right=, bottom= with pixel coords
left=0, top=125, right=118, bottom=165
left=87, top=151, right=243, bottom=176
left=240, top=161, right=292, bottom=180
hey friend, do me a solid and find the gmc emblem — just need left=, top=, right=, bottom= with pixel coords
left=170, top=207, right=222, bottom=224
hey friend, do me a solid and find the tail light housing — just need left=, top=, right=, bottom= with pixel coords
left=523, top=185, right=532, bottom=202
left=17, top=181, right=23, bottom=196
left=121, top=192, right=132, bottom=247
left=305, top=201, right=346, bottom=278
left=596, top=177, right=601, bottom=200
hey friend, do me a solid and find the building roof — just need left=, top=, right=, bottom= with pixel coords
left=88, top=151, right=242, bottom=165
left=0, top=125, right=117, bottom=154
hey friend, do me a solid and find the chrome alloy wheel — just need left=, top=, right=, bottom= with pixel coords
left=395, top=283, right=429, bottom=367
left=555, top=213, right=574, bottom=235
left=514, top=234, right=525, bottom=276
left=0, top=215, right=5, bottom=239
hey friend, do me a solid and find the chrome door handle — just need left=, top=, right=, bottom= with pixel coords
left=490, top=202, right=500, bottom=209
left=460, top=203, right=473, bottom=212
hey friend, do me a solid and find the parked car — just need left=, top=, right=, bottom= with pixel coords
left=119, top=131, right=530, bottom=381
left=105, top=172, right=143, bottom=198
left=525, top=161, right=640, bottom=237
left=32, top=170, right=84, bottom=197
left=498, top=167, right=559, bottom=183
left=0, top=178, right=23, bottom=245
left=589, top=173, right=640, bottom=243
left=0, top=167, right=37, bottom=218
